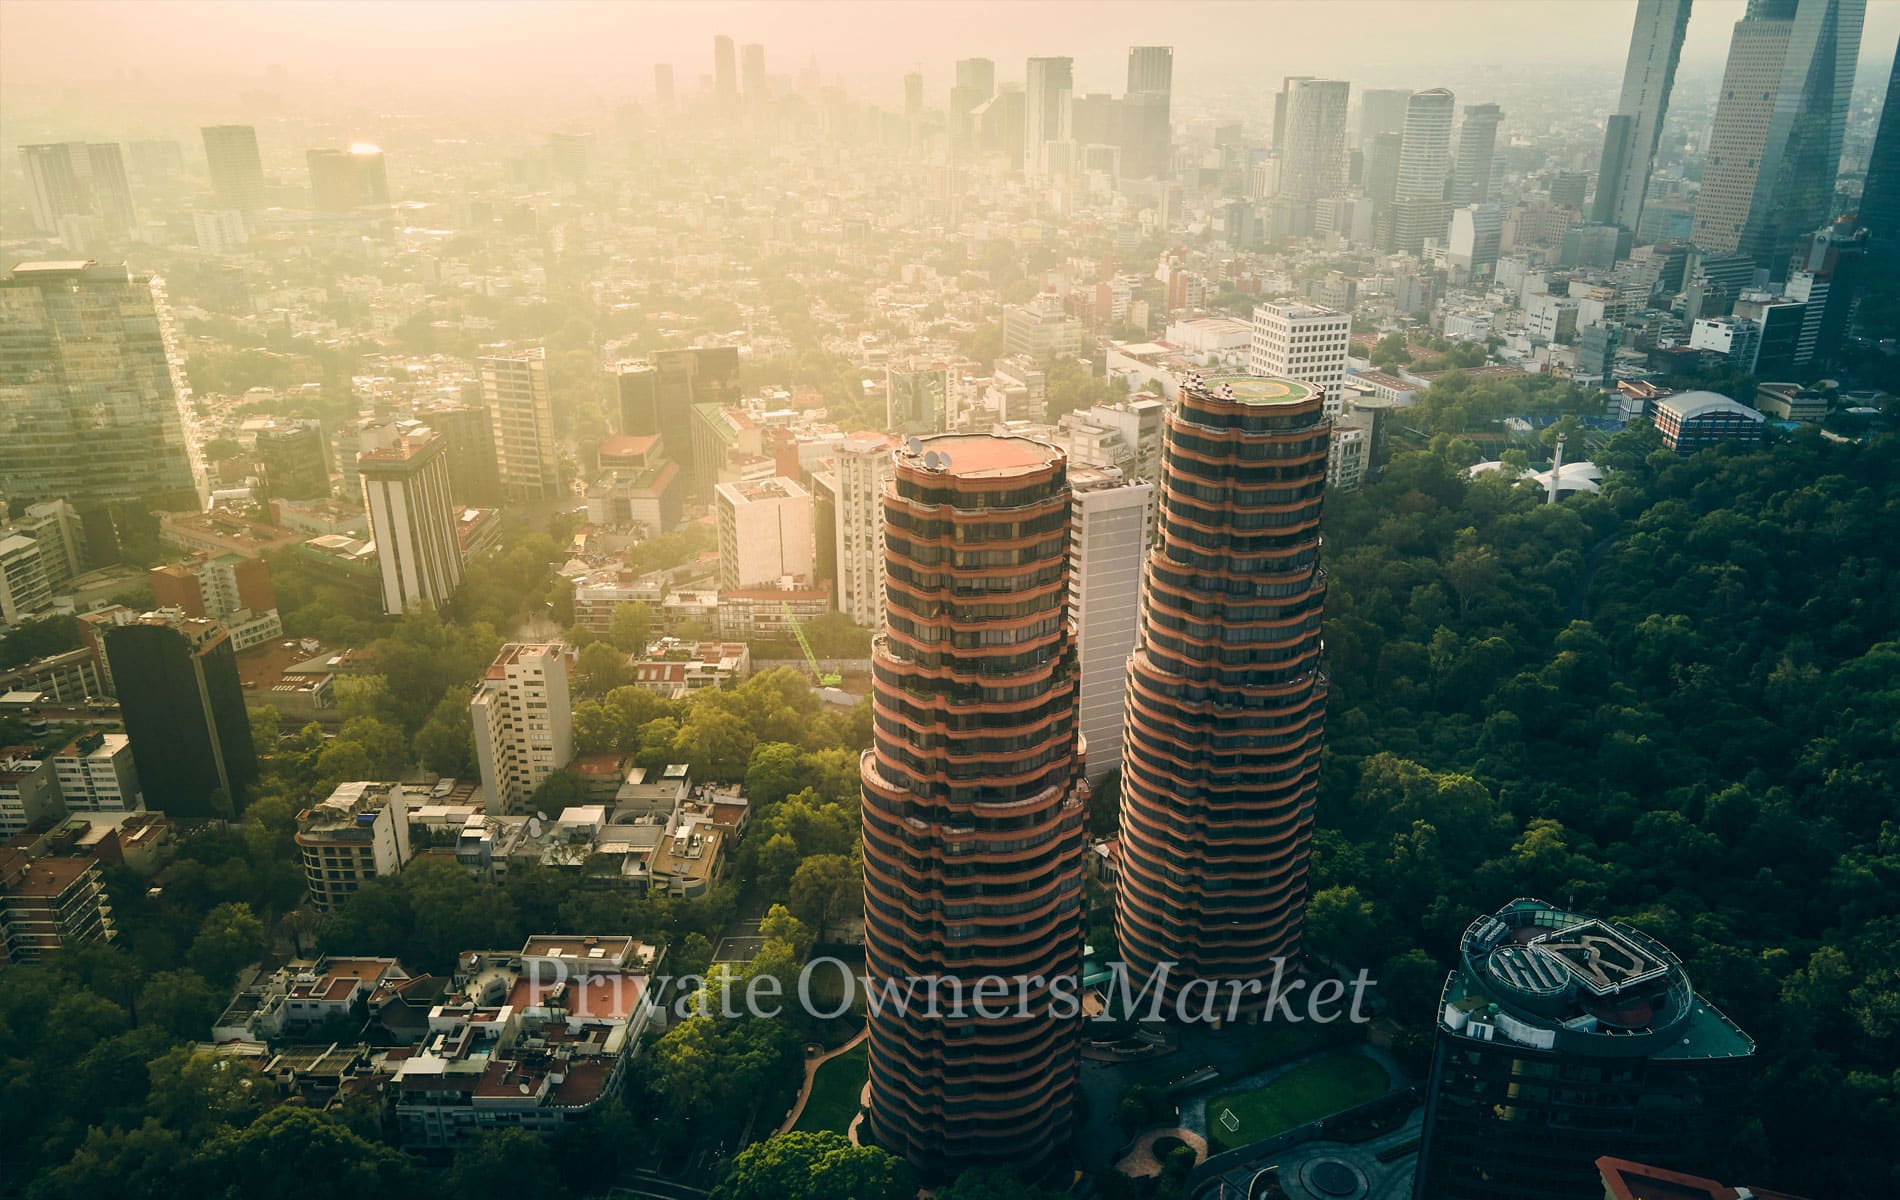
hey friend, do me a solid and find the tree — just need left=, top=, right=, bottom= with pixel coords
left=188, top=903, right=267, bottom=987
left=789, top=855, right=862, bottom=942
left=937, top=1168, right=1065, bottom=1200
left=759, top=903, right=815, bottom=961
left=28, top=1119, right=188, bottom=1200
left=712, top=1131, right=912, bottom=1200
left=190, top=1108, right=415, bottom=1198
left=138, top=968, right=224, bottom=1039
left=575, top=640, right=630, bottom=695
left=144, top=1046, right=271, bottom=1140
left=1370, top=332, right=1413, bottom=368
left=442, top=1129, right=562, bottom=1200
left=672, top=704, right=756, bottom=781
left=416, top=687, right=476, bottom=777
left=611, top=601, right=654, bottom=652
left=745, top=742, right=815, bottom=810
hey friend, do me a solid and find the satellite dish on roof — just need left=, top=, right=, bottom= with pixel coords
left=535, top=811, right=548, bottom=821
left=906, top=436, right=924, bottom=454
left=528, top=817, right=543, bottom=838
left=923, top=451, right=945, bottom=470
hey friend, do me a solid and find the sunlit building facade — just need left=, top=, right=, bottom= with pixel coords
left=1114, top=374, right=1330, bottom=1011
left=861, top=434, right=1087, bottom=1176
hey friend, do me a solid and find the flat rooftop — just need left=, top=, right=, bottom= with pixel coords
left=1191, top=374, right=1320, bottom=407
left=903, top=434, right=1061, bottom=478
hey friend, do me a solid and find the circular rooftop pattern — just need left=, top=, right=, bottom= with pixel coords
left=1198, top=374, right=1318, bottom=406
left=1301, top=1156, right=1367, bottom=1198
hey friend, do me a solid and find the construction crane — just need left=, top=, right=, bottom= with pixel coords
left=782, top=602, right=842, bottom=687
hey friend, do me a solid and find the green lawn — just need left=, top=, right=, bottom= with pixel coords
left=1205, top=1051, right=1390, bottom=1152
left=791, top=1041, right=868, bottom=1133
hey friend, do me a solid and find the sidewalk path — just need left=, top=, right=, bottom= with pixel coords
left=775, top=1028, right=868, bottom=1135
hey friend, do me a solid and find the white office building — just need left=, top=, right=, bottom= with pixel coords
left=1069, top=468, right=1155, bottom=781
left=472, top=644, right=575, bottom=817
left=52, top=732, right=142, bottom=815
left=1249, top=301, right=1352, bottom=416
left=825, top=435, right=896, bottom=629
left=715, top=477, right=814, bottom=592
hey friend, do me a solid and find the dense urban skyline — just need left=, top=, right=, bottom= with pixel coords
left=1, top=2, right=1898, bottom=1199
left=5, top=1, right=1897, bottom=109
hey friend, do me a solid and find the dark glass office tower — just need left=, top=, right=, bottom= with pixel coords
left=1114, top=374, right=1330, bottom=1009
left=861, top=434, right=1086, bottom=1177
left=1413, top=899, right=1756, bottom=1200
left=1859, top=37, right=1900, bottom=267
left=104, top=614, right=257, bottom=817
left=1693, top=0, right=1865, bottom=273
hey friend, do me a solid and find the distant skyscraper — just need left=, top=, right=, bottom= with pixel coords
left=1452, top=102, right=1504, bottom=204
left=1412, top=899, right=1755, bottom=1200
left=1115, top=374, right=1330, bottom=1012
left=1366, top=130, right=1403, bottom=206
left=713, top=35, right=738, bottom=113
left=1126, top=44, right=1172, bottom=94
left=653, top=63, right=675, bottom=108
left=201, top=125, right=266, bottom=210
left=1693, top=0, right=1865, bottom=272
left=955, top=56, right=995, bottom=96
left=358, top=422, right=463, bottom=615
left=741, top=42, right=767, bottom=109
left=1273, top=75, right=1316, bottom=151
left=1594, top=0, right=1692, bottom=235
left=1384, top=88, right=1458, bottom=253
left=306, top=144, right=389, bottom=211
left=862, top=434, right=1086, bottom=1177
left=1024, top=56, right=1074, bottom=177
left=17, top=143, right=136, bottom=235
left=1280, top=79, right=1351, bottom=208
left=950, top=58, right=997, bottom=150
left=1358, top=87, right=1412, bottom=150
left=903, top=70, right=924, bottom=120
left=1396, top=87, right=1457, bottom=200
left=104, top=613, right=257, bottom=818
left=481, top=347, right=561, bottom=502
left=0, top=261, right=205, bottom=510
left=1855, top=35, right=1899, bottom=266
left=18, top=144, right=89, bottom=233
left=1123, top=46, right=1173, bottom=178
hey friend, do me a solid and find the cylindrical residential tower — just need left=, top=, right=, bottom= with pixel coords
left=1114, top=373, right=1330, bottom=1008
left=861, top=434, right=1087, bottom=1177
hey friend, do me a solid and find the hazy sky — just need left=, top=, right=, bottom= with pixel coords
left=3, top=0, right=1897, bottom=108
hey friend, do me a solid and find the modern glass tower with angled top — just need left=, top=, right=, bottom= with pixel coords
left=861, top=433, right=1087, bottom=1177
left=1114, top=373, right=1330, bottom=1010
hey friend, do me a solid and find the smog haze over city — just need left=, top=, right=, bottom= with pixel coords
left=2, top=2, right=1899, bottom=1200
